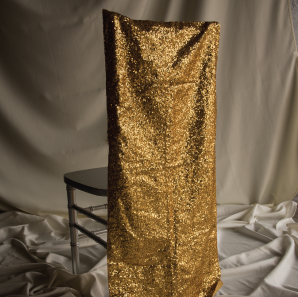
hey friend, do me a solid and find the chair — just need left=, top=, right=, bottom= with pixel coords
left=65, top=8, right=222, bottom=295
left=65, top=167, right=109, bottom=274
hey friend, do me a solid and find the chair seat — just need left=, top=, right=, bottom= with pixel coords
left=64, top=167, right=108, bottom=196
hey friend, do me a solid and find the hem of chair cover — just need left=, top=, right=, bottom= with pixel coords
left=213, top=279, right=223, bottom=297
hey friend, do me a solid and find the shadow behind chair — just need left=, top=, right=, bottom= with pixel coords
left=64, top=167, right=108, bottom=274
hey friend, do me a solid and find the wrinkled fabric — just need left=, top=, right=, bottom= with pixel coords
left=0, top=211, right=109, bottom=297
left=216, top=201, right=298, bottom=296
left=0, top=202, right=298, bottom=296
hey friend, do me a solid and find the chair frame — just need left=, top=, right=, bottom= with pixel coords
left=65, top=167, right=108, bottom=274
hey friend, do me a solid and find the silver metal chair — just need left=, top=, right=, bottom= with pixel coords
left=64, top=167, right=108, bottom=274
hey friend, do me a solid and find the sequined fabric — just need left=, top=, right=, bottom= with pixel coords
left=103, top=9, right=222, bottom=296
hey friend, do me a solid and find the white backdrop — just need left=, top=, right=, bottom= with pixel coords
left=0, top=0, right=297, bottom=216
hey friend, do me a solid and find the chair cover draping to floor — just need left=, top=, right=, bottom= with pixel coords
left=103, top=9, right=221, bottom=296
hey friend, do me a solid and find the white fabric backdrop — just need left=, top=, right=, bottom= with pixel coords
left=0, top=0, right=298, bottom=215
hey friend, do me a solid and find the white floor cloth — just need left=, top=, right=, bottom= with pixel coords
left=1, top=202, right=297, bottom=297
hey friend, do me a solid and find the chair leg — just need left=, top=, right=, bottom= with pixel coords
left=67, top=185, right=80, bottom=274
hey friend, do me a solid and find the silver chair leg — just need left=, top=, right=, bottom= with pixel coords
left=67, top=185, right=80, bottom=274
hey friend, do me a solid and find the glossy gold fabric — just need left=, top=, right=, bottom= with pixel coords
left=103, top=9, right=221, bottom=296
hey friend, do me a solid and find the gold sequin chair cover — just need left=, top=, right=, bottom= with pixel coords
left=103, top=9, right=222, bottom=296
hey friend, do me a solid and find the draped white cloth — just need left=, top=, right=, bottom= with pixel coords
left=1, top=203, right=297, bottom=296
left=0, top=0, right=297, bottom=215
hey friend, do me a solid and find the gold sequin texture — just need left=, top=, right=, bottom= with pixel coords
left=103, top=9, right=222, bottom=296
